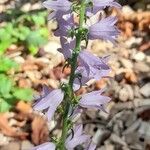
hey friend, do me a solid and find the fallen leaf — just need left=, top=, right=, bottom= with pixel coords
left=76, top=87, right=87, bottom=96
left=31, top=116, right=49, bottom=145
left=16, top=101, right=32, bottom=114
left=95, top=78, right=108, bottom=90
left=21, top=62, right=38, bottom=71
left=18, top=78, right=32, bottom=88
left=117, top=10, right=150, bottom=38
left=138, top=109, right=150, bottom=121
left=63, top=66, right=71, bottom=76
left=125, top=71, right=138, bottom=84
left=0, top=113, right=28, bottom=140
left=139, top=41, right=150, bottom=52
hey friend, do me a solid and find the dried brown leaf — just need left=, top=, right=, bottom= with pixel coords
left=0, top=113, right=28, bottom=140
left=31, top=116, right=49, bottom=145
left=16, top=101, right=32, bottom=114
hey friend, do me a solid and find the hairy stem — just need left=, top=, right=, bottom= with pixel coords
left=60, top=0, right=86, bottom=149
left=69, top=1, right=86, bottom=88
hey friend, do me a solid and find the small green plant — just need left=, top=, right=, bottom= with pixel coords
left=0, top=24, right=17, bottom=55
left=0, top=11, right=48, bottom=55
left=0, top=56, right=33, bottom=112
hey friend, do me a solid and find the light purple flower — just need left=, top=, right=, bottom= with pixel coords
left=73, top=66, right=91, bottom=91
left=89, top=16, right=120, bottom=42
left=58, top=37, right=75, bottom=59
left=33, top=85, right=52, bottom=103
left=79, top=89, right=111, bottom=110
left=65, top=124, right=90, bottom=150
left=54, top=13, right=75, bottom=37
left=70, top=107, right=83, bottom=122
left=33, top=87, right=64, bottom=120
left=85, top=140, right=96, bottom=150
left=92, top=0, right=121, bottom=8
left=73, top=51, right=110, bottom=90
left=87, top=0, right=121, bottom=15
left=31, top=142, right=56, bottom=150
left=86, top=142, right=96, bottom=150
left=78, top=50, right=111, bottom=80
left=43, top=0, right=72, bottom=20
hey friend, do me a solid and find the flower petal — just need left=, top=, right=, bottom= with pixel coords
left=33, top=89, right=64, bottom=120
left=79, top=90, right=111, bottom=109
left=76, top=50, right=110, bottom=86
left=89, top=16, right=120, bottom=42
left=65, top=124, right=90, bottom=149
left=43, top=0, right=71, bottom=12
left=86, top=0, right=121, bottom=16
left=85, top=141, right=96, bottom=150
left=46, top=90, right=64, bottom=120
left=32, top=142, right=56, bottom=150
left=58, top=37, right=75, bottom=59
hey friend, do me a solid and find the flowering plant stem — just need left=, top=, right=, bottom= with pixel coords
left=60, top=0, right=86, bottom=149
left=33, top=0, right=121, bottom=149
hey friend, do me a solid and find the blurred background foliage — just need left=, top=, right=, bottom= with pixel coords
left=0, top=11, right=48, bottom=55
left=0, top=0, right=50, bottom=112
left=0, top=56, right=33, bottom=112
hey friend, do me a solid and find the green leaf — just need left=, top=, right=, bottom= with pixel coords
left=13, top=88, right=33, bottom=101
left=19, top=26, right=30, bottom=40
left=0, top=74, right=13, bottom=96
left=0, top=98, right=11, bottom=112
left=39, top=28, right=49, bottom=38
left=0, top=56, right=18, bottom=72
left=26, top=31, right=48, bottom=55
left=13, top=26, right=30, bottom=41
left=32, top=15, right=45, bottom=26
left=26, top=31, right=47, bottom=46
left=0, top=28, right=11, bottom=41
left=5, top=23, right=13, bottom=33
left=28, top=44, right=38, bottom=55
left=0, top=27, right=13, bottom=54
left=0, top=41, right=11, bottom=54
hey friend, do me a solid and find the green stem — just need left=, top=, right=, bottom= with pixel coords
left=60, top=94, right=70, bottom=148
left=60, top=0, right=86, bottom=149
left=69, top=0, right=86, bottom=87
